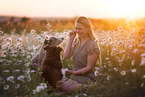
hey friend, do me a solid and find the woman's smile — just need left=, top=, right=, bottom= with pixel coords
left=75, top=23, right=88, bottom=38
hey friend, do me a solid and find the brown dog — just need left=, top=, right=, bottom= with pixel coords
left=30, top=37, right=64, bottom=70
left=40, top=45, right=63, bottom=88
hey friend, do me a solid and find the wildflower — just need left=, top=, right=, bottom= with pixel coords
left=118, top=40, right=124, bottom=46
left=40, top=83, right=47, bottom=88
left=7, top=76, right=14, bottom=82
left=33, top=90, right=36, bottom=94
left=46, top=23, right=50, bottom=28
left=0, top=59, right=2, bottom=62
left=133, top=48, right=139, bottom=53
left=121, top=71, right=126, bottom=76
left=105, top=57, right=109, bottom=60
left=128, top=45, right=133, bottom=50
left=118, top=59, right=123, bottom=63
left=141, top=83, right=144, bottom=87
left=94, top=67, right=100, bottom=71
left=140, top=53, right=145, bottom=66
left=34, top=63, right=37, bottom=66
left=140, top=57, right=145, bottom=66
left=15, top=84, right=20, bottom=89
left=31, top=70, right=36, bottom=73
left=17, top=60, right=22, bottom=62
left=107, top=76, right=111, bottom=80
left=31, top=52, right=35, bottom=56
left=142, top=75, right=145, bottom=78
left=125, top=82, right=129, bottom=85
left=27, top=75, right=31, bottom=82
left=94, top=71, right=99, bottom=76
left=36, top=86, right=44, bottom=92
left=141, top=53, right=145, bottom=57
left=15, top=69, right=20, bottom=72
left=131, top=59, right=135, bottom=66
left=114, top=68, right=118, bottom=71
left=33, top=45, right=38, bottom=50
left=118, top=26, right=123, bottom=30
left=61, top=68, right=68, bottom=75
left=1, top=52, right=6, bottom=57
left=120, top=50, right=126, bottom=53
left=83, top=93, right=87, bottom=96
left=24, top=63, right=29, bottom=67
left=108, top=37, right=112, bottom=42
left=17, top=75, right=24, bottom=81
left=0, top=30, right=4, bottom=35
left=131, top=69, right=136, bottom=73
left=104, top=65, right=107, bottom=68
left=4, top=85, right=9, bottom=90
left=3, top=70, right=10, bottom=73
left=31, top=30, right=35, bottom=34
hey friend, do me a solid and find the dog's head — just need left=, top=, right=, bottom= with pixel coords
left=44, top=37, right=64, bottom=46
left=43, top=45, right=63, bottom=57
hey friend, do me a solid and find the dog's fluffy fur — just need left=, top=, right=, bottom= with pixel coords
left=41, top=45, right=63, bottom=88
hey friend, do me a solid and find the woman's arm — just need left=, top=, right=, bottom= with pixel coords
left=63, top=39, right=74, bottom=59
left=63, top=30, right=76, bottom=59
left=66, top=52, right=98, bottom=75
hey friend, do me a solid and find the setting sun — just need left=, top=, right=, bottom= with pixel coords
left=108, top=0, right=145, bottom=18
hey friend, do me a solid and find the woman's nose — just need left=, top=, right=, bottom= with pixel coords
left=74, top=29, right=77, bottom=32
left=75, top=29, right=79, bottom=33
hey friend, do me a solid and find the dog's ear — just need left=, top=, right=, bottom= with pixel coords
left=48, top=39, right=51, bottom=45
left=57, top=47, right=63, bottom=52
left=44, top=39, right=48, bottom=44
left=43, top=45, right=49, bottom=50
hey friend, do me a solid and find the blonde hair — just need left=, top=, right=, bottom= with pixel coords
left=75, top=16, right=96, bottom=41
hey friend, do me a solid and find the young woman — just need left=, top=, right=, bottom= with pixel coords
left=56, top=16, right=100, bottom=92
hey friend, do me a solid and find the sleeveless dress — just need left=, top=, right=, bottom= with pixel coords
left=70, top=39, right=100, bottom=84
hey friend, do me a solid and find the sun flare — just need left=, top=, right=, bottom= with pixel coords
left=109, top=0, right=145, bottom=18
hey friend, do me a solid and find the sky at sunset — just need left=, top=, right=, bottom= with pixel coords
left=0, top=0, right=145, bottom=18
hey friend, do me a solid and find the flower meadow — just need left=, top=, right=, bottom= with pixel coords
left=0, top=26, right=145, bottom=97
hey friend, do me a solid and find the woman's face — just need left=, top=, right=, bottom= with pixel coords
left=75, top=23, right=88, bottom=39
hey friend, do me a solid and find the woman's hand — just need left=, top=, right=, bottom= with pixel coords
left=69, top=30, right=76, bottom=40
left=66, top=70, right=74, bottom=75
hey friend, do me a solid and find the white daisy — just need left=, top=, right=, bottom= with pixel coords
left=15, top=84, right=20, bottom=89
left=83, top=93, right=87, bottom=96
left=4, top=85, right=9, bottom=90
left=31, top=30, right=35, bottom=34
left=121, top=71, right=126, bottom=76
left=107, top=76, right=111, bottom=80
left=33, top=90, right=36, bottom=94
left=46, top=23, right=50, bottom=28
left=114, top=68, right=118, bottom=71
left=17, top=75, right=25, bottom=81
left=36, top=86, right=44, bottom=92
left=131, top=59, right=135, bottom=66
left=40, top=83, right=47, bottom=88
left=7, top=76, right=14, bottom=82
left=131, top=69, right=136, bottom=73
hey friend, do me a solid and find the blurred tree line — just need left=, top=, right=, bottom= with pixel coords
left=0, top=16, right=145, bottom=34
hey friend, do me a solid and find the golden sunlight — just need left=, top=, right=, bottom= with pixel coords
left=108, top=0, right=145, bottom=18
